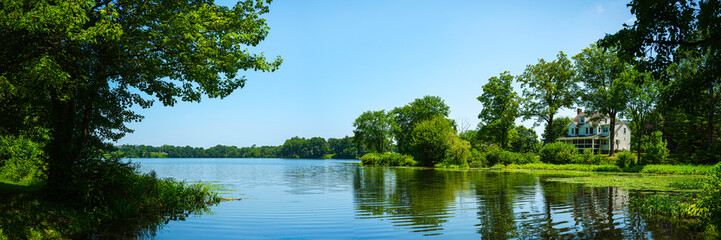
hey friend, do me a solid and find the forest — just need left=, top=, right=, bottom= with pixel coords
left=112, top=136, right=361, bottom=159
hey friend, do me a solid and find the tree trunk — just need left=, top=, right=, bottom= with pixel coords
left=545, top=113, right=555, bottom=143
left=46, top=98, right=78, bottom=200
left=707, top=85, right=714, bottom=152
left=609, top=112, right=616, bottom=157
left=636, top=117, right=644, bottom=164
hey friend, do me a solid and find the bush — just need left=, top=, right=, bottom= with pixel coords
left=0, top=135, right=46, bottom=183
left=408, top=117, right=455, bottom=166
left=642, top=131, right=669, bottom=164
left=56, top=157, right=223, bottom=238
left=486, top=148, right=537, bottom=166
left=467, top=149, right=486, bottom=168
left=440, top=133, right=471, bottom=168
left=539, top=142, right=578, bottom=164
left=616, top=151, right=636, bottom=168
left=360, top=152, right=417, bottom=167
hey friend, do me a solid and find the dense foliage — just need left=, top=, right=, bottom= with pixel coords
left=517, top=52, right=577, bottom=143
left=391, top=96, right=451, bottom=155
left=642, top=131, right=670, bottom=165
left=409, top=116, right=457, bottom=167
left=353, top=110, right=394, bottom=153
left=0, top=0, right=282, bottom=197
left=538, top=142, right=579, bottom=164
left=477, top=71, right=519, bottom=148
left=0, top=135, right=45, bottom=183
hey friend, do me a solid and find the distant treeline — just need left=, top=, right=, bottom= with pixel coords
left=111, top=136, right=362, bottom=159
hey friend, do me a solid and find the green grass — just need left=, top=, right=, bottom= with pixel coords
left=546, top=173, right=705, bottom=191
left=501, top=163, right=622, bottom=172
left=639, top=164, right=714, bottom=175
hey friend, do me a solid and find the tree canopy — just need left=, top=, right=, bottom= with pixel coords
left=0, top=0, right=282, bottom=192
left=353, top=110, right=394, bottom=153
left=517, top=52, right=577, bottom=143
left=573, top=44, right=636, bottom=156
left=391, top=96, right=452, bottom=154
left=477, top=71, right=519, bottom=148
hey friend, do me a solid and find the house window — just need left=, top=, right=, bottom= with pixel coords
left=616, top=140, right=619, bottom=146
left=624, top=128, right=626, bottom=134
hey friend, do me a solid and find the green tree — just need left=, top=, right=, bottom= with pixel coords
left=573, top=44, right=635, bottom=156
left=477, top=71, right=519, bottom=148
left=642, top=131, right=669, bottom=165
left=621, top=72, right=660, bottom=164
left=509, top=125, right=539, bottom=153
left=391, top=96, right=451, bottom=154
left=408, top=116, right=455, bottom=167
left=353, top=110, right=394, bottom=153
left=601, top=0, right=720, bottom=155
left=0, top=0, right=282, bottom=193
left=328, top=136, right=359, bottom=159
left=541, top=116, right=572, bottom=143
left=517, top=52, right=577, bottom=143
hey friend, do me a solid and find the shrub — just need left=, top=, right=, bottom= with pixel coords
left=467, top=149, right=486, bottom=168
left=441, top=133, right=471, bottom=168
left=616, top=151, right=636, bottom=168
left=0, top=135, right=46, bottom=183
left=408, top=117, right=455, bottom=166
left=66, top=157, right=222, bottom=237
left=642, top=131, right=669, bottom=164
left=486, top=149, right=537, bottom=166
left=539, top=142, right=578, bottom=164
left=360, top=152, right=417, bottom=167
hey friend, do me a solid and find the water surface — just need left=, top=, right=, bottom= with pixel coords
left=134, top=158, right=700, bottom=239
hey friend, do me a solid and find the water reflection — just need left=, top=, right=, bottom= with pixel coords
left=352, top=168, right=704, bottom=239
left=353, top=167, right=465, bottom=235
left=127, top=159, right=707, bottom=239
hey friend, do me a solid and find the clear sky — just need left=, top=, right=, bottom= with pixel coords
left=117, top=0, right=635, bottom=148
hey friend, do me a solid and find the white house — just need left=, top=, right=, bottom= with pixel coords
left=556, top=108, right=631, bottom=154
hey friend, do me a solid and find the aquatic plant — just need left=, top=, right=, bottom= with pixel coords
left=639, top=164, right=713, bottom=175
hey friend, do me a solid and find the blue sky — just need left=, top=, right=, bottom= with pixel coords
left=117, top=0, right=635, bottom=148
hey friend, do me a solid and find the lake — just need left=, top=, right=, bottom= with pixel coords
left=133, top=158, right=700, bottom=239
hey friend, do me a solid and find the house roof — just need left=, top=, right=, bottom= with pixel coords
left=570, top=111, right=604, bottom=126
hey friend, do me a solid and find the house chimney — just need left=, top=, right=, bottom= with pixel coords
left=577, top=108, right=582, bottom=115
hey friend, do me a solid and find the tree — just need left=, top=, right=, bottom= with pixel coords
left=573, top=44, right=635, bottom=156
left=391, top=96, right=451, bottom=154
left=477, top=71, right=519, bottom=148
left=541, top=117, right=572, bottom=143
left=328, top=136, right=359, bottom=159
left=600, top=0, right=720, bottom=154
left=621, top=72, right=659, bottom=164
left=509, top=125, right=539, bottom=153
left=352, top=110, right=394, bottom=153
left=0, top=0, right=282, bottom=192
left=408, top=116, right=455, bottom=167
left=517, top=52, right=577, bottom=143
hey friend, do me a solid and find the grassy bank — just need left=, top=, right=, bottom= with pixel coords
left=492, top=162, right=713, bottom=175
left=0, top=160, right=222, bottom=239
left=498, top=163, right=622, bottom=172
